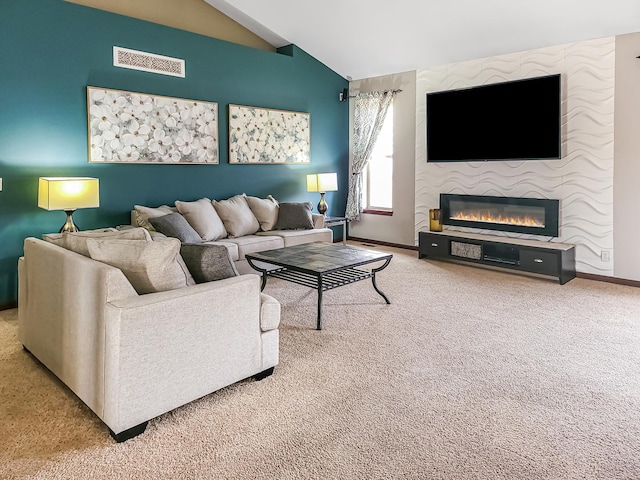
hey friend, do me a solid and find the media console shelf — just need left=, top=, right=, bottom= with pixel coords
left=419, top=230, right=576, bottom=284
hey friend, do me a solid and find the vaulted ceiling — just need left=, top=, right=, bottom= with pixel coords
left=205, top=0, right=640, bottom=80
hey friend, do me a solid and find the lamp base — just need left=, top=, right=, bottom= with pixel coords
left=317, top=192, right=328, bottom=215
left=59, top=210, right=79, bottom=233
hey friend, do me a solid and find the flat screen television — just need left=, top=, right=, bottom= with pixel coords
left=426, top=74, right=561, bottom=162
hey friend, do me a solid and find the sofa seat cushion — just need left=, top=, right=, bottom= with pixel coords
left=257, top=228, right=332, bottom=247
left=180, top=243, right=239, bottom=283
left=86, top=238, right=193, bottom=294
left=260, top=293, right=280, bottom=332
left=223, top=235, right=284, bottom=260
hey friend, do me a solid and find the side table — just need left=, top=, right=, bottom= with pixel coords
left=324, top=216, right=348, bottom=245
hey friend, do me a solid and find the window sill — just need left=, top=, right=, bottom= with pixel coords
left=362, top=209, right=393, bottom=216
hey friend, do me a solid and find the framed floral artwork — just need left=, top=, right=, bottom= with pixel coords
left=228, top=104, right=310, bottom=164
left=87, top=86, right=218, bottom=164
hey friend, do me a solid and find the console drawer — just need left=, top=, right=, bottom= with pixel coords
left=519, top=249, right=559, bottom=276
left=419, top=233, right=448, bottom=257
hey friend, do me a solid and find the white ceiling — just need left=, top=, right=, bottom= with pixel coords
left=205, top=0, right=640, bottom=80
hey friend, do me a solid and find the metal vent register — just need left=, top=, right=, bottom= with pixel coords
left=113, top=47, right=185, bottom=78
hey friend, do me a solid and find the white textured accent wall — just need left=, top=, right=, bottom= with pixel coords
left=415, top=37, right=615, bottom=276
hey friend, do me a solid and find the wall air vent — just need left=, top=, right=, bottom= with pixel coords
left=113, top=46, right=185, bottom=78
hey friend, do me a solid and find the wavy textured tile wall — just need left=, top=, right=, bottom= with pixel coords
left=415, top=37, right=615, bottom=276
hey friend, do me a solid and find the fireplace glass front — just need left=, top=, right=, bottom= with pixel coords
left=440, top=194, right=559, bottom=237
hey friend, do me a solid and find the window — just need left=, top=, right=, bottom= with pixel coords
left=363, top=104, right=393, bottom=214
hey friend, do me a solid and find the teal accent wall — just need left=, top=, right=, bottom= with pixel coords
left=0, top=1, right=348, bottom=306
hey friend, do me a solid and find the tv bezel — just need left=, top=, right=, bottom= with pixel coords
left=426, top=74, right=562, bottom=163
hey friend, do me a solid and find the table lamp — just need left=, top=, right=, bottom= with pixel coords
left=306, top=173, right=338, bottom=215
left=38, top=177, right=100, bottom=232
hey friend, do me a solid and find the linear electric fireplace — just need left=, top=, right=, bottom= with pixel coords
left=440, top=194, right=559, bottom=237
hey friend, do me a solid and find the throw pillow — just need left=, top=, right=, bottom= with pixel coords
left=46, top=227, right=151, bottom=257
left=86, top=238, right=192, bottom=294
left=244, top=194, right=279, bottom=231
left=180, top=243, right=239, bottom=283
left=274, top=202, right=314, bottom=230
left=149, top=213, right=202, bottom=244
left=212, top=195, right=260, bottom=238
left=134, top=204, right=176, bottom=231
left=175, top=197, right=227, bottom=241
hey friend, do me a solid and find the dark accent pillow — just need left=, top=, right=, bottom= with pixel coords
left=274, top=202, right=314, bottom=230
left=149, top=213, right=202, bottom=244
left=180, top=243, right=239, bottom=283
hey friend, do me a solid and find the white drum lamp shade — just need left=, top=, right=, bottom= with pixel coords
left=306, top=173, right=337, bottom=215
left=38, top=177, right=100, bottom=232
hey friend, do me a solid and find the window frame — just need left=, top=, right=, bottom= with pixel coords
left=362, top=103, right=394, bottom=216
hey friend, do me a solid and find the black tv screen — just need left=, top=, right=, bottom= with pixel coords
left=426, top=74, right=561, bottom=162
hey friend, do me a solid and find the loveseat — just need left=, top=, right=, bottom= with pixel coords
left=18, top=228, right=281, bottom=442
left=131, top=194, right=333, bottom=274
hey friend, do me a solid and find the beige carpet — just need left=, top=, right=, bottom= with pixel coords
left=2, top=243, right=640, bottom=479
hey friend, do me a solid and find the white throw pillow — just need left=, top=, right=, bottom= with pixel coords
left=244, top=194, right=279, bottom=231
left=212, top=195, right=260, bottom=238
left=175, top=197, right=227, bottom=241
left=134, top=204, right=176, bottom=231
left=86, top=238, right=192, bottom=294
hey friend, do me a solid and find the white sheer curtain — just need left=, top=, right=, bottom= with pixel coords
left=345, top=91, right=396, bottom=221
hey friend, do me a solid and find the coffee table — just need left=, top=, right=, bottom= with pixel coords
left=245, top=243, right=392, bottom=330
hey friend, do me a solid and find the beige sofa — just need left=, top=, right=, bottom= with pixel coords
left=18, top=235, right=281, bottom=442
left=132, top=195, right=333, bottom=274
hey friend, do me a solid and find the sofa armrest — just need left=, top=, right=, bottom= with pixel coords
left=102, top=274, right=270, bottom=433
left=312, top=213, right=325, bottom=229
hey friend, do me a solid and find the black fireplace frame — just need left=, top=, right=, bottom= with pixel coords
left=440, top=194, right=559, bottom=237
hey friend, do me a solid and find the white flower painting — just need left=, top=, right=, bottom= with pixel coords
left=87, top=87, right=218, bottom=164
left=229, top=105, right=310, bottom=164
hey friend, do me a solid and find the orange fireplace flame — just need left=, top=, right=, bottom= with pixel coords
left=451, top=210, right=544, bottom=228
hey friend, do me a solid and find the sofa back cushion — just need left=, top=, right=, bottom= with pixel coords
left=212, top=195, right=260, bottom=238
left=175, top=197, right=227, bottom=241
left=133, top=204, right=176, bottom=231
left=44, top=227, right=151, bottom=257
left=244, top=194, right=279, bottom=231
left=86, top=238, right=193, bottom=294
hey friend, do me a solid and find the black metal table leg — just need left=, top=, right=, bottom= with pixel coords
left=246, top=258, right=268, bottom=291
left=371, top=258, right=392, bottom=304
left=317, top=275, right=323, bottom=330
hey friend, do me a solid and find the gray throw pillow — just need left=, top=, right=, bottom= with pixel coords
left=180, top=243, right=239, bottom=283
left=149, top=213, right=202, bottom=244
left=274, top=202, right=314, bottom=230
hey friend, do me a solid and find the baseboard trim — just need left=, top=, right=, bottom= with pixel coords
left=576, top=272, right=640, bottom=288
left=0, top=301, right=17, bottom=311
left=347, top=237, right=418, bottom=251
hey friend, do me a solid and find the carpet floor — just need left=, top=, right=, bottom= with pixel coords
left=1, top=243, right=640, bottom=479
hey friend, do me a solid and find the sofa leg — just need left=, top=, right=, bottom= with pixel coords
left=254, top=367, right=275, bottom=381
left=109, top=421, right=148, bottom=442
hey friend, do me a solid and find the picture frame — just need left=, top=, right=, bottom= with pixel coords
left=228, top=104, right=310, bottom=164
left=87, top=86, right=219, bottom=164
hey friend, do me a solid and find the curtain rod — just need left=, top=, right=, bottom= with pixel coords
left=348, top=89, right=402, bottom=98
